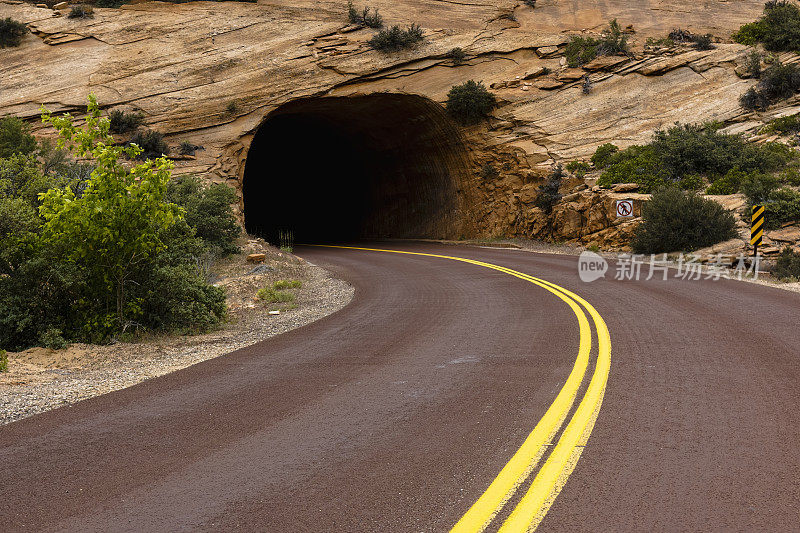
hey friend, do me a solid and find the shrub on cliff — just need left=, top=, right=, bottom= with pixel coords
left=109, top=109, right=145, bottom=133
left=534, top=164, right=564, bottom=213
left=0, top=18, right=27, bottom=48
left=446, top=80, right=496, bottom=125
left=631, top=187, right=738, bottom=254
left=773, top=246, right=800, bottom=280
left=68, top=5, right=94, bottom=19
left=740, top=61, right=800, bottom=110
left=733, top=1, right=800, bottom=52
left=369, top=24, right=423, bottom=52
left=0, top=117, right=37, bottom=159
left=166, top=176, right=240, bottom=255
left=129, top=129, right=169, bottom=160
left=348, top=2, right=383, bottom=28
left=565, top=19, right=629, bottom=67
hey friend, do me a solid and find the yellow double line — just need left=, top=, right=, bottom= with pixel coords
left=311, top=245, right=611, bottom=532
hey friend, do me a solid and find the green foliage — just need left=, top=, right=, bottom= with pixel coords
left=645, top=36, right=675, bottom=48
left=596, top=123, right=797, bottom=192
left=692, top=34, right=714, bottom=50
left=763, top=187, right=800, bottom=228
left=534, top=165, right=564, bottom=213
left=781, top=166, right=800, bottom=185
left=449, top=47, right=466, bottom=65
left=740, top=61, right=800, bottom=109
left=446, top=80, right=497, bottom=125
left=273, top=279, right=302, bottom=289
left=278, top=229, right=294, bottom=252
left=565, top=19, right=629, bottom=67
left=109, top=109, right=145, bottom=133
left=179, top=141, right=201, bottom=155
left=742, top=172, right=780, bottom=204
left=631, top=187, right=738, bottom=254
left=706, top=168, right=747, bottom=194
left=39, top=327, right=68, bottom=349
left=369, top=24, right=424, bottom=52
left=733, top=1, right=800, bottom=53
left=39, top=95, right=182, bottom=335
left=0, top=350, right=6, bottom=372
left=0, top=116, right=37, bottom=159
left=0, top=18, right=27, bottom=48
left=166, top=176, right=240, bottom=255
left=591, top=143, right=619, bottom=168
left=347, top=2, right=383, bottom=28
left=744, top=48, right=763, bottom=78
left=256, top=287, right=295, bottom=303
left=226, top=101, right=239, bottom=115
left=762, top=112, right=800, bottom=134
left=773, top=246, right=800, bottom=279
left=68, top=5, right=94, bottom=19
left=141, top=264, right=226, bottom=333
left=129, top=129, right=169, bottom=160
left=565, top=160, right=591, bottom=178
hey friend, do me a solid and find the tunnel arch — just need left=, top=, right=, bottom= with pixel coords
left=241, top=93, right=474, bottom=244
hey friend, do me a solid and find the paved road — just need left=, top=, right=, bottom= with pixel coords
left=1, top=243, right=798, bottom=532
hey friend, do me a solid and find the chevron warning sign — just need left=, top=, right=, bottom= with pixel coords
left=751, top=205, right=765, bottom=250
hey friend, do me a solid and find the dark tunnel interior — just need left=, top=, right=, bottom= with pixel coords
left=242, top=94, right=472, bottom=244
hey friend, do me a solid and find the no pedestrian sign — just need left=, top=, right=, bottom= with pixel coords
left=616, top=199, right=634, bottom=218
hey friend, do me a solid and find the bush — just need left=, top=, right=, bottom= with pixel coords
left=95, top=0, right=128, bottom=6
left=762, top=112, right=800, bottom=134
left=742, top=172, right=779, bottom=204
left=109, top=109, right=144, bottom=133
left=0, top=117, right=37, bottom=159
left=141, top=264, right=226, bottom=333
left=179, top=141, right=201, bottom=155
left=449, top=47, right=466, bottom=65
left=129, top=129, right=169, bottom=160
left=763, top=187, right=800, bottom=227
left=68, top=5, right=94, bottom=19
left=692, top=34, right=714, bottom=50
left=773, top=246, right=800, bottom=279
left=534, top=165, right=564, bottom=213
left=348, top=2, right=383, bottom=28
left=446, top=80, right=497, bottom=125
left=596, top=123, right=798, bottom=192
left=706, top=168, right=748, bottom=194
left=369, top=24, right=424, bottom=52
left=0, top=18, right=27, bottom=48
left=631, top=187, right=738, bottom=254
left=565, top=160, right=591, bottom=178
left=166, top=176, right=240, bottom=255
left=256, top=287, right=295, bottom=303
left=0, top=350, right=6, bottom=372
left=39, top=327, right=68, bottom=349
left=591, top=142, right=619, bottom=168
left=565, top=19, right=629, bottom=67
left=225, top=101, right=239, bottom=115
left=744, top=49, right=763, bottom=78
left=740, top=61, right=800, bottom=109
left=733, top=1, right=800, bottom=53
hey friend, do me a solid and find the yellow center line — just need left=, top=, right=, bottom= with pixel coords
left=307, top=245, right=611, bottom=532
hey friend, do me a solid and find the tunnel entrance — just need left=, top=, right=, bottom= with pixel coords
left=242, top=93, right=472, bottom=244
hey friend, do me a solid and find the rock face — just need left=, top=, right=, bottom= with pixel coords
left=0, top=0, right=787, bottom=244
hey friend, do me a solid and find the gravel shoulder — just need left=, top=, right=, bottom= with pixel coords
left=0, top=240, right=354, bottom=425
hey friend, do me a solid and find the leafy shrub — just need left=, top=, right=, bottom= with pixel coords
left=348, top=2, right=383, bottom=28
left=781, top=167, right=800, bottom=185
left=565, top=160, right=591, bottom=178
left=591, top=142, right=619, bottom=168
left=0, top=117, right=37, bottom=159
left=449, top=47, right=466, bottom=65
left=733, top=1, right=800, bottom=52
left=773, top=246, right=800, bottom=279
left=0, top=350, right=6, bottom=372
left=565, top=19, right=629, bottom=67
left=446, top=80, right=497, bottom=125
left=744, top=49, right=763, bottom=78
left=109, top=109, right=144, bottom=133
left=596, top=123, right=797, bottom=192
left=39, top=327, right=68, bottom=349
left=0, top=18, right=27, bottom=48
left=678, top=174, right=703, bottom=191
left=166, top=176, right=240, bottom=255
left=762, top=112, right=800, bottom=134
left=179, top=141, right=201, bottom=155
left=631, top=187, right=738, bottom=254
left=273, top=279, right=302, bottom=289
left=256, top=287, right=295, bottom=303
left=226, top=101, right=239, bottom=115
left=129, top=129, right=169, bottom=160
left=369, top=24, right=424, bottom=52
left=68, top=5, right=94, bottom=19
left=534, top=164, right=564, bottom=213
left=763, top=187, right=800, bottom=227
left=742, top=172, right=780, bottom=204
left=740, top=61, right=800, bottom=109
left=692, top=34, right=714, bottom=50
left=706, top=168, right=748, bottom=194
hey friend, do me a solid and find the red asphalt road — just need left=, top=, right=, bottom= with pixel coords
left=0, top=242, right=798, bottom=532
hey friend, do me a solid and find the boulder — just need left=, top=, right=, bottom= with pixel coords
left=612, top=183, right=640, bottom=193
left=247, top=253, right=267, bottom=263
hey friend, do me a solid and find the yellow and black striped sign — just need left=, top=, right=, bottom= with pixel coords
left=751, top=204, right=765, bottom=246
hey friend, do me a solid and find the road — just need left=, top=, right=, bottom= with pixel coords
left=1, top=242, right=798, bottom=532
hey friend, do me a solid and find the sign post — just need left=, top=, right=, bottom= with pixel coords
left=751, top=204, right=765, bottom=258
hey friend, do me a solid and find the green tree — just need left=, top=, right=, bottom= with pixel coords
left=0, top=116, right=37, bottom=158
left=39, top=95, right=182, bottom=331
left=446, top=80, right=497, bottom=125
